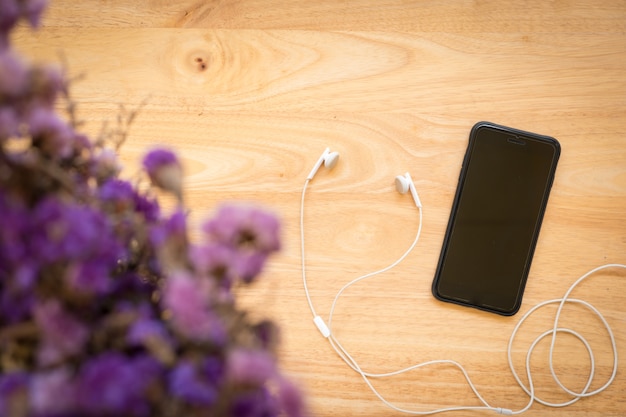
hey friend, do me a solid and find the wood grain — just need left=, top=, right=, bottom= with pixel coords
left=11, top=1, right=626, bottom=416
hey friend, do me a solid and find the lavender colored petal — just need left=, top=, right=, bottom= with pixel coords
left=162, top=272, right=226, bottom=343
left=33, top=300, right=89, bottom=366
left=231, top=387, right=280, bottom=417
left=0, top=372, right=29, bottom=416
left=168, top=360, right=218, bottom=406
left=203, top=205, right=281, bottom=254
left=30, top=367, right=76, bottom=415
left=227, top=348, right=276, bottom=386
left=76, top=353, right=159, bottom=416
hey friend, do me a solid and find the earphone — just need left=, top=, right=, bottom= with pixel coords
left=307, top=147, right=339, bottom=181
left=300, top=147, right=625, bottom=415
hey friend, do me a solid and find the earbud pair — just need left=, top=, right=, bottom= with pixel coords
left=307, top=148, right=422, bottom=208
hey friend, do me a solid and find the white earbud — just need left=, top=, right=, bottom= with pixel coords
left=307, top=147, right=340, bottom=180
left=395, top=172, right=422, bottom=208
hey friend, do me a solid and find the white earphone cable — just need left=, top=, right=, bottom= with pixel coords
left=300, top=179, right=318, bottom=318
left=300, top=176, right=624, bottom=415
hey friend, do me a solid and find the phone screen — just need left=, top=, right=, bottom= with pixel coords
left=432, top=122, right=560, bottom=315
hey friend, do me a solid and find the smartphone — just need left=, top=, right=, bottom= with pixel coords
left=432, top=122, right=560, bottom=315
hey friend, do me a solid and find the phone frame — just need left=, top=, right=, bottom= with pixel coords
left=432, top=121, right=560, bottom=316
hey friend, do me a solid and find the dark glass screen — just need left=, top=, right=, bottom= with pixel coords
left=433, top=124, right=559, bottom=315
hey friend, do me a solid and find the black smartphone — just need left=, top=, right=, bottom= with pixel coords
left=432, top=122, right=560, bottom=315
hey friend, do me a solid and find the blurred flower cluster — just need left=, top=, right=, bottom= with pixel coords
left=0, top=2, right=304, bottom=417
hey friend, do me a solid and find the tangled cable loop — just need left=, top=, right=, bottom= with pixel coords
left=506, top=264, right=622, bottom=414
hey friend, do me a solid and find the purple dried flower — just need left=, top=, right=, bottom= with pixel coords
left=29, top=63, right=64, bottom=109
left=0, top=192, right=29, bottom=268
left=168, top=358, right=223, bottom=406
left=128, top=318, right=168, bottom=346
left=0, top=287, right=34, bottom=324
left=33, top=300, right=89, bottom=366
left=0, top=0, right=20, bottom=33
left=0, top=255, right=37, bottom=324
left=90, top=148, right=122, bottom=183
left=127, top=317, right=176, bottom=365
left=133, top=192, right=160, bottom=222
left=76, top=353, right=161, bottom=416
left=277, top=377, right=306, bottom=417
left=142, top=148, right=182, bottom=199
left=64, top=260, right=112, bottom=295
left=27, top=108, right=74, bottom=159
left=98, top=178, right=135, bottom=212
left=142, top=148, right=177, bottom=172
left=203, top=205, right=281, bottom=254
left=227, top=348, right=276, bottom=386
left=251, top=320, right=280, bottom=351
left=0, top=106, right=19, bottom=140
left=190, top=243, right=235, bottom=282
left=232, top=251, right=269, bottom=283
left=21, top=0, right=48, bottom=28
left=231, top=387, right=279, bottom=417
left=149, top=208, right=186, bottom=248
left=0, top=50, right=28, bottom=96
left=29, top=367, right=76, bottom=415
left=202, top=205, right=280, bottom=283
left=162, top=271, right=226, bottom=343
left=0, top=372, right=28, bottom=411
left=29, top=197, right=123, bottom=295
left=150, top=209, right=189, bottom=270
left=189, top=243, right=237, bottom=304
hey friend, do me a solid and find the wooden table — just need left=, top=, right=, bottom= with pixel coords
left=13, top=1, right=626, bottom=416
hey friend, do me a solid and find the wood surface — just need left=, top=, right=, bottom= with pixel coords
left=11, top=1, right=626, bottom=416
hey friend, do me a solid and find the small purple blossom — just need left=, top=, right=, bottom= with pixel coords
left=142, top=148, right=178, bottom=173
left=76, top=353, right=161, bottom=416
left=29, top=63, right=64, bottom=109
left=0, top=192, right=30, bottom=270
left=190, top=242, right=236, bottom=282
left=21, top=0, right=48, bottom=28
left=29, top=197, right=123, bottom=293
left=0, top=50, right=28, bottom=96
left=227, top=348, right=276, bottom=385
left=0, top=106, right=20, bottom=140
left=231, top=387, right=280, bottom=417
left=202, top=205, right=280, bottom=283
left=0, top=0, right=20, bottom=35
left=203, top=205, right=281, bottom=254
left=0, top=251, right=37, bottom=324
left=33, top=300, right=89, bottom=366
left=27, top=108, right=74, bottom=159
left=149, top=208, right=187, bottom=248
left=162, top=271, right=226, bottom=343
left=65, top=260, right=113, bottom=295
left=30, top=368, right=76, bottom=415
left=128, top=318, right=167, bottom=344
left=168, top=358, right=223, bottom=406
left=277, top=377, right=306, bottom=417
left=0, top=372, right=29, bottom=416
left=133, top=192, right=160, bottom=222
left=0, top=0, right=48, bottom=50
left=142, top=148, right=182, bottom=198
left=98, top=178, right=135, bottom=206
left=90, top=148, right=122, bottom=183
left=127, top=318, right=174, bottom=363
left=233, top=251, right=269, bottom=283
